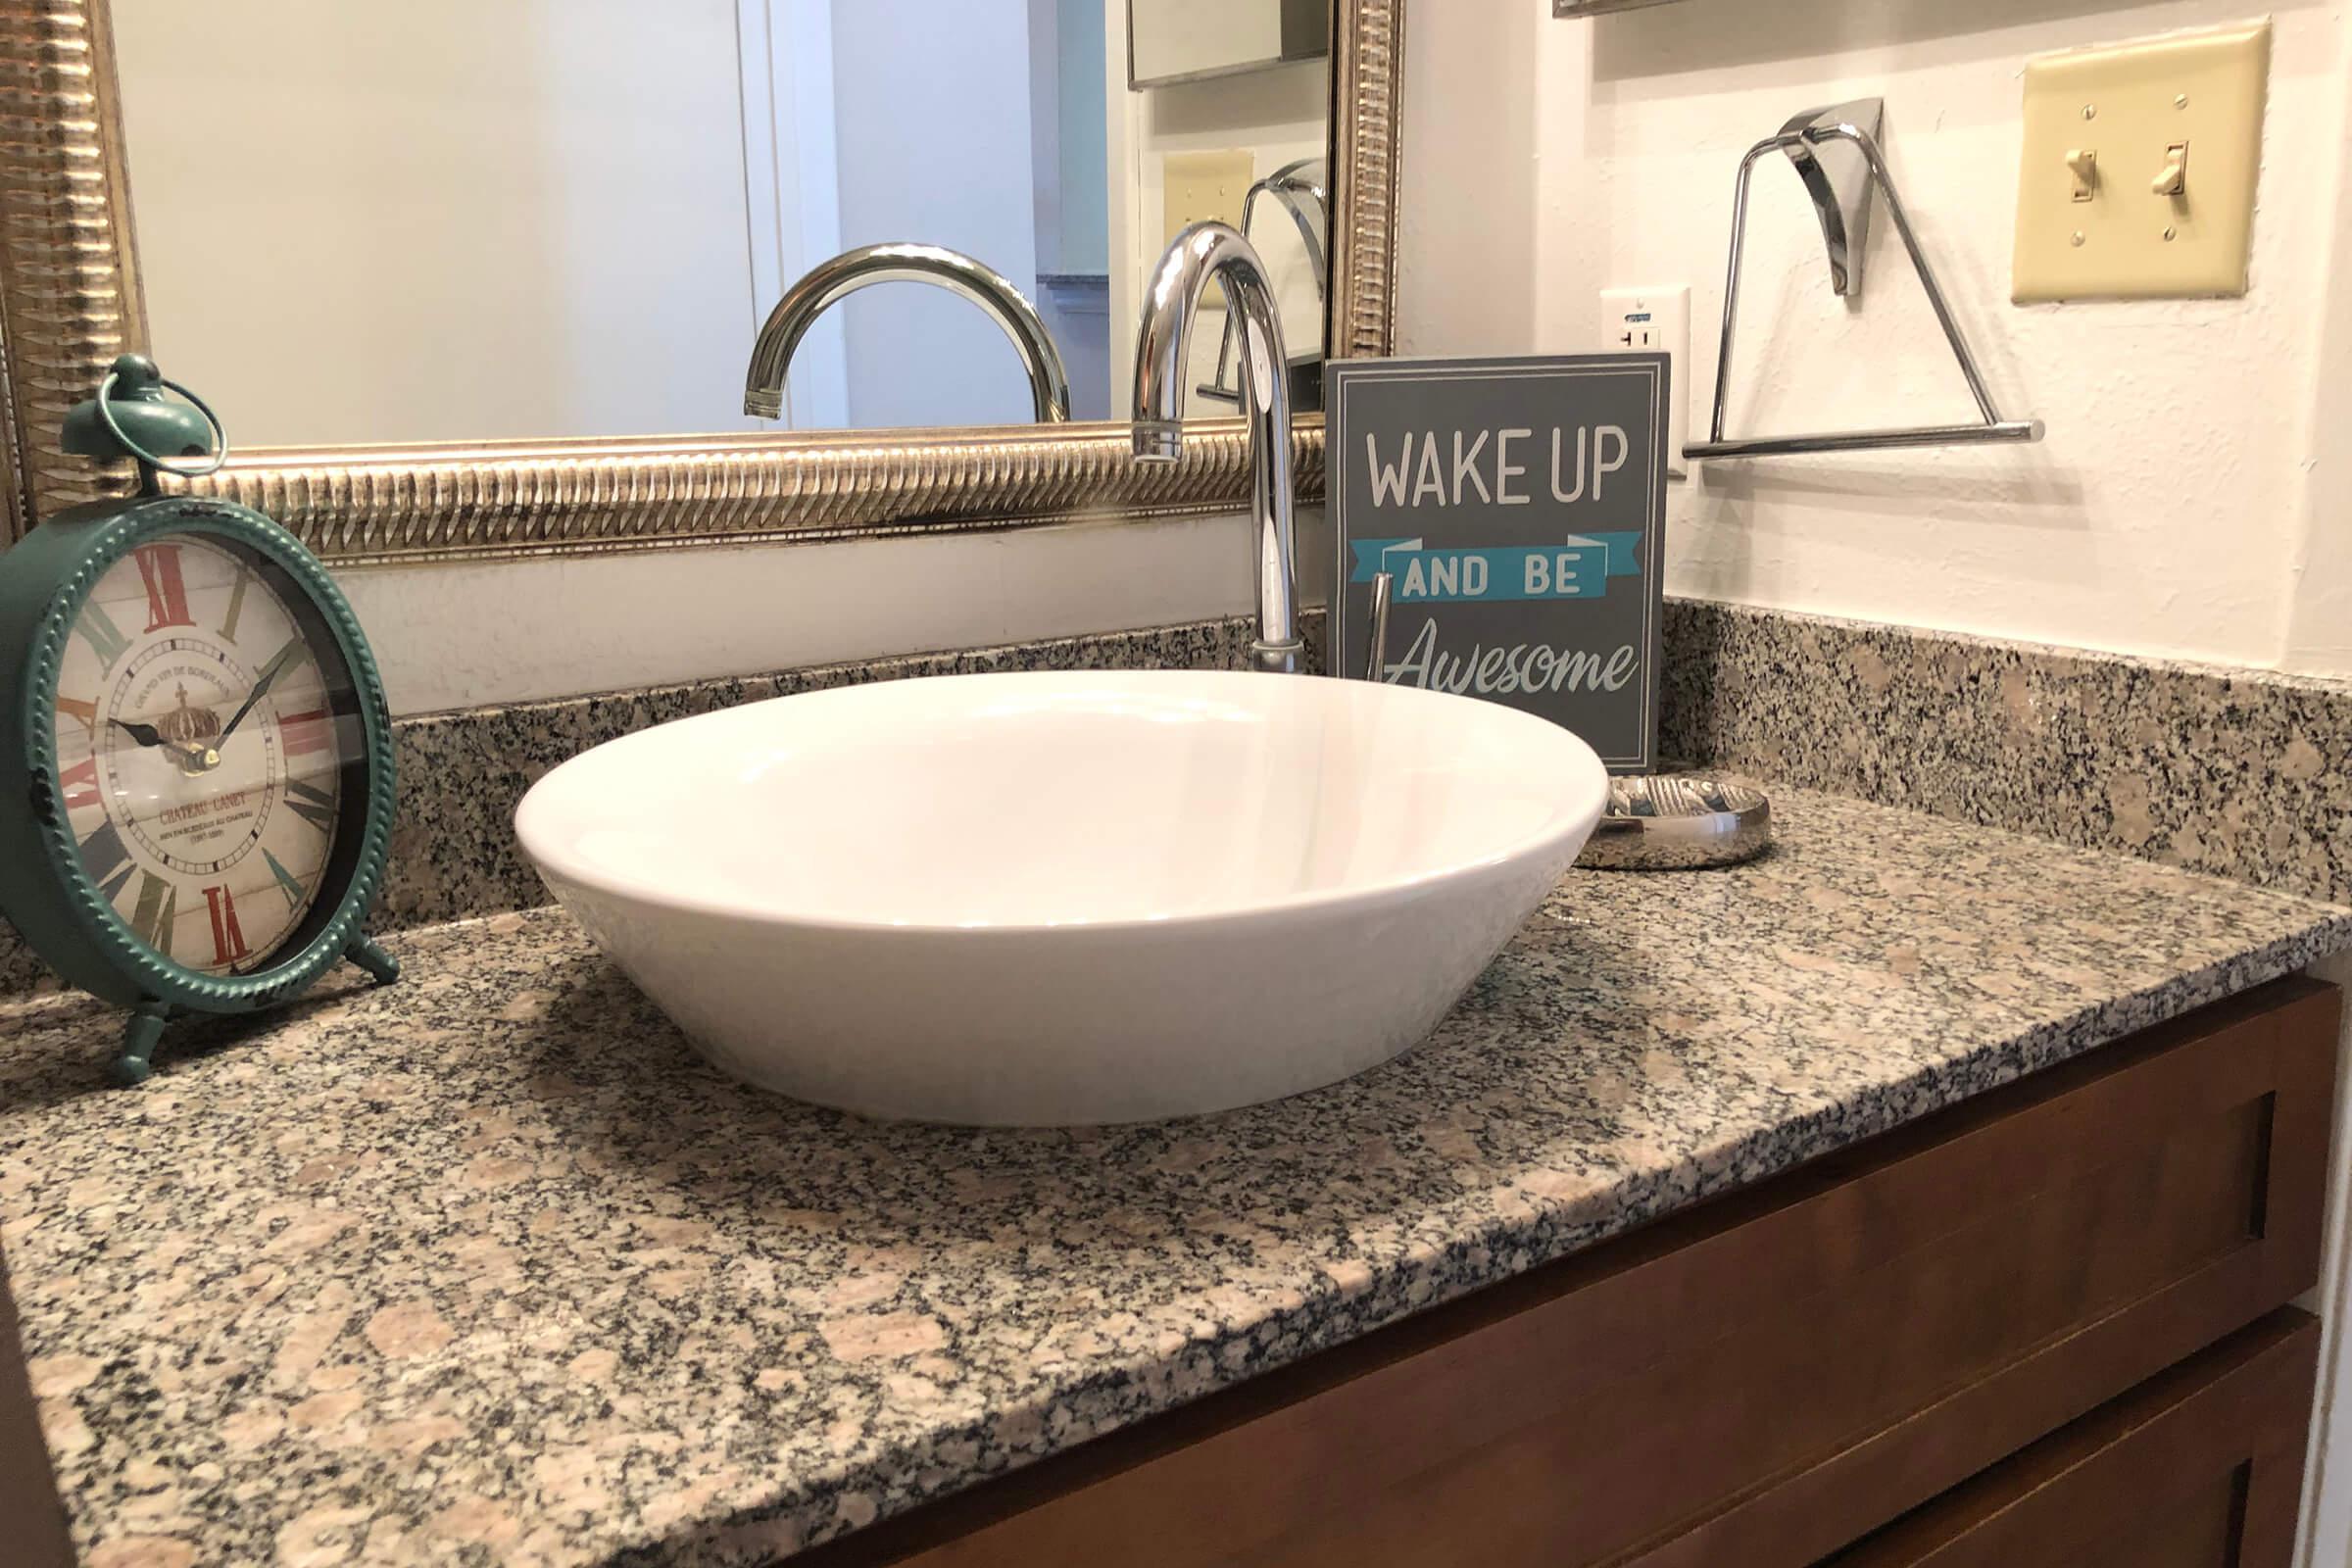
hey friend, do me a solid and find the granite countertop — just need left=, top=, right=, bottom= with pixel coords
left=3, top=789, right=2347, bottom=1567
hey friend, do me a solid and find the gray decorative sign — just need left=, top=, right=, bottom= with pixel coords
left=1330, top=353, right=1669, bottom=773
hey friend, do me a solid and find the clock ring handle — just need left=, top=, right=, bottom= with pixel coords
left=94, top=365, right=228, bottom=479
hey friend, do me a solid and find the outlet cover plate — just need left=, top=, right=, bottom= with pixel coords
left=1600, top=284, right=1690, bottom=475
left=2013, top=22, right=2270, bottom=303
left=1162, top=150, right=1255, bottom=253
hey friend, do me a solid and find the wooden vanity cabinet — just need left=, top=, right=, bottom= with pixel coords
left=0, top=1249, right=72, bottom=1568
left=816, top=977, right=2343, bottom=1568
left=1821, top=1308, right=2322, bottom=1568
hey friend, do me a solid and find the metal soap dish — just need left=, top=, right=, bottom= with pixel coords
left=1688, top=98, right=2046, bottom=461
left=1578, top=776, right=1772, bottom=871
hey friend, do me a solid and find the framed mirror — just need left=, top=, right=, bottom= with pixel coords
left=0, top=0, right=1403, bottom=564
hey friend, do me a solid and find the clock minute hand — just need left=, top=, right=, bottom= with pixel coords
left=218, top=645, right=301, bottom=744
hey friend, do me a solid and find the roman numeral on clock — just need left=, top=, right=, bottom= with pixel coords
left=56, top=696, right=97, bottom=733
left=133, top=543, right=195, bottom=631
left=75, top=604, right=131, bottom=674
left=284, top=778, right=335, bottom=832
left=220, top=564, right=254, bottom=644
left=203, top=885, right=250, bottom=967
left=278, top=707, right=332, bottom=760
left=126, top=872, right=176, bottom=956
left=77, top=819, right=136, bottom=902
left=57, top=758, right=101, bottom=812
left=263, top=849, right=309, bottom=910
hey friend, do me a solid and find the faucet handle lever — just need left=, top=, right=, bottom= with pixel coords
left=1363, top=572, right=1394, bottom=682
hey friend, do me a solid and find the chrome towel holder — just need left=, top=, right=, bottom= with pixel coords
left=1687, top=99, right=2046, bottom=461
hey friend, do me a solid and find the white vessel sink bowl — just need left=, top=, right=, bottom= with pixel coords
left=516, top=670, right=1607, bottom=1125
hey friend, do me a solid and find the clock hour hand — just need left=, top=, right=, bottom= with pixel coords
left=110, top=718, right=210, bottom=771
left=219, top=643, right=301, bottom=744
left=108, top=716, right=207, bottom=765
left=109, top=716, right=169, bottom=749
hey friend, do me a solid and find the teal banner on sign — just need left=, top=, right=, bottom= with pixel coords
left=1329, top=354, right=1670, bottom=773
left=1348, top=533, right=1645, bottom=603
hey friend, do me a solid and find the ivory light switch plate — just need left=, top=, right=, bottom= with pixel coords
left=2013, top=22, right=2270, bottom=302
left=1162, top=150, right=1254, bottom=252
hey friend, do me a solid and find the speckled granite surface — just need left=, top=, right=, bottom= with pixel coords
left=4, top=789, right=2346, bottom=1566
left=0, top=616, right=1281, bottom=1001
left=1661, top=600, right=2352, bottom=906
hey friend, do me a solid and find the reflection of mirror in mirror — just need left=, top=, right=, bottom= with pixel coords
left=1129, top=0, right=1327, bottom=88
left=110, top=0, right=1333, bottom=448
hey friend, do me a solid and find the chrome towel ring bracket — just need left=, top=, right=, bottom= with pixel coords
left=1687, top=99, right=2046, bottom=461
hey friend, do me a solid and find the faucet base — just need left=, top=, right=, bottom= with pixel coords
left=1249, top=640, right=1306, bottom=675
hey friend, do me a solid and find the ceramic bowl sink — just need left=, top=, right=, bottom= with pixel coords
left=515, top=670, right=1607, bottom=1125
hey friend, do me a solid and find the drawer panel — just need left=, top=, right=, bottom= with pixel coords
left=1819, top=1308, right=2322, bottom=1568
left=1278, top=1097, right=2279, bottom=1568
left=813, top=978, right=2339, bottom=1568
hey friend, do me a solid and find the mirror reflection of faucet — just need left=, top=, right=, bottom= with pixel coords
left=743, top=243, right=1073, bottom=424
left=1131, top=220, right=1302, bottom=675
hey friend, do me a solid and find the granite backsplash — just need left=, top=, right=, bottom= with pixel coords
left=3, top=598, right=2346, bottom=1000
left=1660, top=600, right=2352, bottom=908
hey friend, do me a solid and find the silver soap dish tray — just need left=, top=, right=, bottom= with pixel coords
left=1578, top=775, right=1772, bottom=871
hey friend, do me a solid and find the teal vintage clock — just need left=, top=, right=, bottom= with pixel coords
left=0, top=356, right=399, bottom=1083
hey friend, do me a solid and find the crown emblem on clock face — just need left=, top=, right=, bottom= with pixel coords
left=157, top=683, right=222, bottom=747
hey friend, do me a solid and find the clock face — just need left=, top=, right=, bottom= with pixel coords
left=47, top=531, right=362, bottom=977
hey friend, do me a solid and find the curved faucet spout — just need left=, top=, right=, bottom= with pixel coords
left=1130, top=221, right=1299, bottom=673
left=744, top=243, right=1073, bottom=423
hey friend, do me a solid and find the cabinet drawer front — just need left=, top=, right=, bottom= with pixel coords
left=820, top=979, right=2338, bottom=1568
left=1819, top=1308, right=2322, bottom=1568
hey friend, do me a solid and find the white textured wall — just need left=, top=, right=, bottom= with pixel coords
left=343, top=514, right=1258, bottom=713
left=1400, top=0, right=2352, bottom=679
left=2283, top=67, right=2352, bottom=680
left=113, top=0, right=762, bottom=446
left=1395, top=0, right=1541, bottom=358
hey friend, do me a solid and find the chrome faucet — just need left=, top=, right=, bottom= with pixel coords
left=744, top=243, right=1073, bottom=423
left=1131, top=221, right=1300, bottom=674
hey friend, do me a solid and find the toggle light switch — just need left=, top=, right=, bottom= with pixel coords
left=2065, top=148, right=2099, bottom=202
left=2012, top=21, right=2269, bottom=302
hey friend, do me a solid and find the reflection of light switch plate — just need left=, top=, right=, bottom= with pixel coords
left=1599, top=284, right=1690, bottom=476
left=2013, top=22, right=2270, bottom=302
left=1162, top=150, right=1254, bottom=252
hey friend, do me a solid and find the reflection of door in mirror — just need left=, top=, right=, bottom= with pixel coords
left=108, top=0, right=1333, bottom=448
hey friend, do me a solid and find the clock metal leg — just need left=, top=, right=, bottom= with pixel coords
left=347, top=935, right=400, bottom=986
left=114, top=1004, right=171, bottom=1086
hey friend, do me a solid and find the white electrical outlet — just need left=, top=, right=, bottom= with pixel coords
left=1599, top=284, right=1690, bottom=477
